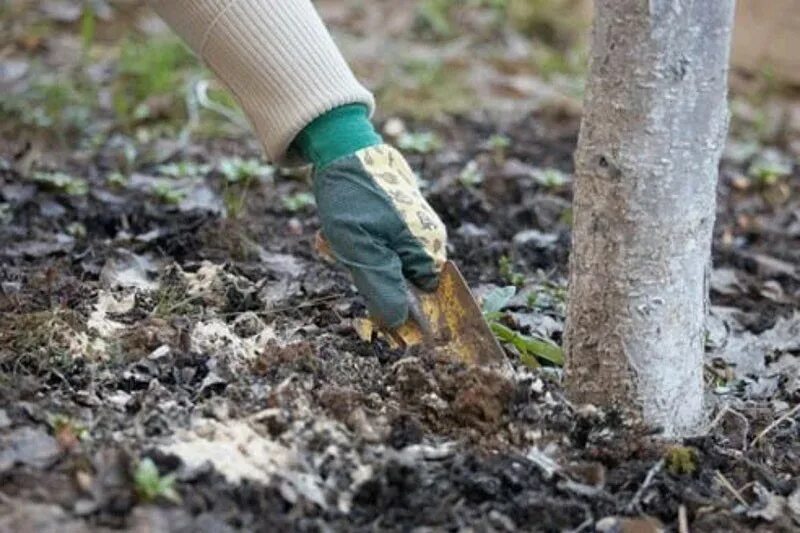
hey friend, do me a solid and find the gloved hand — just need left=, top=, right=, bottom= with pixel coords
left=291, top=104, right=447, bottom=328
left=314, top=143, right=447, bottom=329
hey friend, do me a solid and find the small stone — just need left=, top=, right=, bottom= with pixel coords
left=513, top=229, right=559, bottom=249
left=148, top=345, right=171, bottom=360
left=0, top=426, right=61, bottom=472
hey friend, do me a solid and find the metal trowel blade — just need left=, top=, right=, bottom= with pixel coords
left=391, top=261, right=507, bottom=367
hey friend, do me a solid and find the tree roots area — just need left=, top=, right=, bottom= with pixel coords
left=1, top=2, right=799, bottom=532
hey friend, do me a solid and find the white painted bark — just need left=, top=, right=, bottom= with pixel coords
left=564, top=0, right=735, bottom=437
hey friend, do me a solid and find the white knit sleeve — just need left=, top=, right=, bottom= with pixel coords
left=149, top=0, right=375, bottom=163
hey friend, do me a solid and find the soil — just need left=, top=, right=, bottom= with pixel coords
left=1, top=2, right=799, bottom=532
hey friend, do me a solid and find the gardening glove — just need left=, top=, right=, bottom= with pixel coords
left=292, top=105, right=447, bottom=329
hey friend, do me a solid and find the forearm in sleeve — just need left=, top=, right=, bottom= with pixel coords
left=149, top=0, right=375, bottom=163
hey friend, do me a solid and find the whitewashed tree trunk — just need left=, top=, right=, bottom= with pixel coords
left=564, top=0, right=736, bottom=437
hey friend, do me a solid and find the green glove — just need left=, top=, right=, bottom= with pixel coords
left=292, top=105, right=447, bottom=329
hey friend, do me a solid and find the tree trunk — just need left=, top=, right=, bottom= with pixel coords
left=564, top=0, right=735, bottom=437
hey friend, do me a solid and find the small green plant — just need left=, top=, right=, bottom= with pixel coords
left=487, top=134, right=511, bottom=165
left=665, top=446, right=697, bottom=476
left=282, top=192, right=315, bottom=212
left=80, top=2, right=96, bottom=58
left=459, top=160, right=484, bottom=188
left=526, top=281, right=567, bottom=316
left=66, top=222, right=87, bottom=239
left=219, top=157, right=273, bottom=218
left=158, top=161, right=211, bottom=179
left=380, top=59, right=475, bottom=118
left=416, top=0, right=456, bottom=38
left=0, top=78, right=94, bottom=142
left=747, top=157, right=791, bottom=187
left=219, top=157, right=274, bottom=184
left=31, top=171, right=89, bottom=196
left=133, top=458, right=180, bottom=503
left=106, top=172, right=128, bottom=188
left=499, top=255, right=525, bottom=287
left=533, top=168, right=570, bottom=189
left=113, top=37, right=195, bottom=125
left=151, top=182, right=185, bottom=205
left=397, top=131, right=443, bottom=154
left=49, top=414, right=88, bottom=444
left=481, top=286, right=564, bottom=368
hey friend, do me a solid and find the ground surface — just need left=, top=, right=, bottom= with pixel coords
left=0, top=2, right=799, bottom=532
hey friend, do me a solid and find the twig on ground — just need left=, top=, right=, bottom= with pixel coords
left=678, top=504, right=689, bottom=533
left=749, top=402, right=800, bottom=448
left=626, top=459, right=664, bottom=513
left=714, top=470, right=748, bottom=506
left=193, top=79, right=250, bottom=130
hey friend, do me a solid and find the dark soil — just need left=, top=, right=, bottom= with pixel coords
left=1, top=2, right=799, bottom=532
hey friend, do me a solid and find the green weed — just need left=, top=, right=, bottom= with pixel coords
left=80, top=3, right=96, bottom=57
left=459, top=161, right=484, bottom=187
left=533, top=168, right=570, bottom=189
left=526, top=281, right=567, bottom=316
left=499, top=255, right=525, bottom=287
left=49, top=414, right=88, bottom=441
left=487, top=134, right=511, bottom=165
left=416, top=0, right=455, bottom=38
left=397, top=131, right=443, bottom=154
left=113, top=37, right=195, bottom=126
left=282, top=192, right=315, bottom=212
left=379, top=59, right=475, bottom=118
left=158, top=161, right=211, bottom=179
left=150, top=181, right=185, bottom=205
left=219, top=157, right=274, bottom=218
left=481, top=285, right=564, bottom=367
left=31, top=171, right=89, bottom=196
left=506, top=0, right=590, bottom=49
left=219, top=157, right=273, bottom=184
left=0, top=78, right=94, bottom=141
left=747, top=156, right=791, bottom=187
left=106, top=172, right=128, bottom=188
left=133, top=458, right=180, bottom=503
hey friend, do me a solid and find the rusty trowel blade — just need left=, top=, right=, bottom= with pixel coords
left=392, top=261, right=507, bottom=367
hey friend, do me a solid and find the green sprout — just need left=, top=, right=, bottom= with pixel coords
left=487, top=134, right=511, bottom=165
left=218, top=157, right=274, bottom=184
left=397, top=131, right=443, bottom=154
left=151, top=182, right=185, bottom=205
left=49, top=414, right=88, bottom=441
left=218, top=157, right=273, bottom=219
left=747, top=157, right=791, bottom=187
left=113, top=37, right=194, bottom=126
left=499, top=255, right=525, bottom=287
left=133, top=458, right=180, bottom=503
left=31, top=171, right=89, bottom=196
left=0, top=79, right=94, bottom=140
left=66, top=222, right=87, bottom=239
left=106, top=171, right=128, bottom=188
left=282, top=192, right=315, bottom=212
left=459, top=160, right=484, bottom=188
left=417, top=0, right=455, bottom=38
left=158, top=161, right=211, bottom=179
left=533, top=168, right=570, bottom=189
left=481, top=285, right=564, bottom=368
